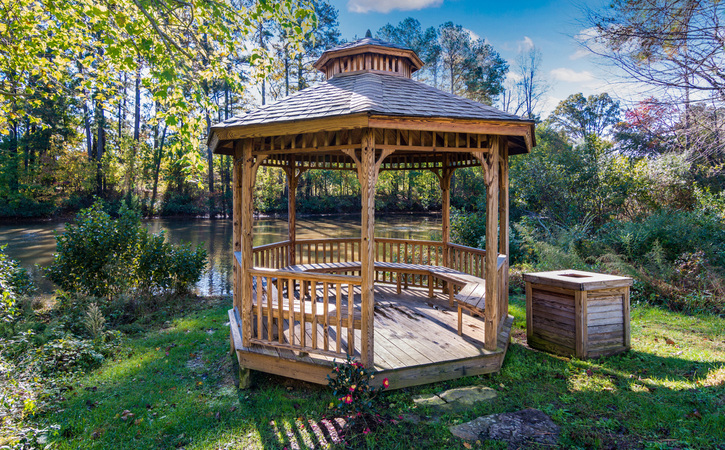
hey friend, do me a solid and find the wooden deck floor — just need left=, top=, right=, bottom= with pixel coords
left=230, top=285, right=513, bottom=389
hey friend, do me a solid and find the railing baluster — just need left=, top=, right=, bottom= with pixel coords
left=256, top=276, right=263, bottom=339
left=267, top=276, right=273, bottom=340
left=336, top=283, right=342, bottom=354
left=311, top=281, right=318, bottom=350
left=288, top=278, right=295, bottom=346
left=300, top=279, right=307, bottom=348
left=323, top=282, right=329, bottom=352
left=347, top=283, right=354, bottom=356
left=278, top=278, right=284, bottom=344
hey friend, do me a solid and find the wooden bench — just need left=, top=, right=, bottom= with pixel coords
left=286, top=261, right=488, bottom=337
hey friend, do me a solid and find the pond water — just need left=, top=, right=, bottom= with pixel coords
left=0, top=214, right=441, bottom=296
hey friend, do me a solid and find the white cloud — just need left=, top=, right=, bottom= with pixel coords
left=518, top=36, right=534, bottom=52
left=347, top=0, right=443, bottom=13
left=463, top=27, right=480, bottom=42
left=570, top=27, right=602, bottom=60
left=506, top=71, right=523, bottom=83
left=550, top=67, right=596, bottom=83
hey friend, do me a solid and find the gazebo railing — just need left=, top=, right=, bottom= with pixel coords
left=252, top=238, right=505, bottom=297
left=248, top=238, right=509, bottom=353
left=295, top=238, right=361, bottom=265
left=253, top=240, right=291, bottom=269
left=248, top=267, right=363, bottom=359
left=448, top=242, right=486, bottom=279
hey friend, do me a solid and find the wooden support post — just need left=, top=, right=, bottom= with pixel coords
left=240, top=139, right=254, bottom=347
left=343, top=131, right=393, bottom=368
left=240, top=140, right=268, bottom=348
left=476, top=136, right=500, bottom=351
left=284, top=163, right=300, bottom=266
left=232, top=141, right=242, bottom=313
left=498, top=141, right=510, bottom=321
left=238, top=366, right=252, bottom=389
left=440, top=167, right=453, bottom=269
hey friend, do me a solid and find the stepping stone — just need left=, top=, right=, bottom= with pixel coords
left=413, top=386, right=497, bottom=413
left=449, top=408, right=560, bottom=447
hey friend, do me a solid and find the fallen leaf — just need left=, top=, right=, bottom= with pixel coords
left=666, top=338, right=676, bottom=345
left=463, top=443, right=472, bottom=449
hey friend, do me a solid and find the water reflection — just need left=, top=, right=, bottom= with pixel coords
left=0, top=214, right=440, bottom=296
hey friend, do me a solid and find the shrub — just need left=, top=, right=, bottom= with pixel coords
left=48, top=201, right=207, bottom=298
left=327, top=356, right=389, bottom=443
left=0, top=246, right=35, bottom=335
left=37, top=337, right=105, bottom=374
left=450, top=207, right=487, bottom=248
left=600, top=209, right=725, bottom=267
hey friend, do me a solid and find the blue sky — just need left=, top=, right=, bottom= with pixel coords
left=329, top=0, right=630, bottom=117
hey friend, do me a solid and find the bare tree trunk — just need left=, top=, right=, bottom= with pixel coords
left=298, top=54, right=304, bottom=90
left=8, top=120, right=19, bottom=193
left=151, top=124, right=167, bottom=211
left=118, top=72, right=125, bottom=149
left=94, top=103, right=105, bottom=195
left=206, top=113, right=215, bottom=215
left=134, top=61, right=141, bottom=143
left=284, top=45, right=289, bottom=96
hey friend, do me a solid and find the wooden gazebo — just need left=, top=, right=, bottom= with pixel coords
left=209, top=37, right=535, bottom=389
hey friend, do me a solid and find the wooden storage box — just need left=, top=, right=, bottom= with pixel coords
left=523, top=270, right=633, bottom=359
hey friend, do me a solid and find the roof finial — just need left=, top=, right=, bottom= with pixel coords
left=365, top=29, right=372, bottom=38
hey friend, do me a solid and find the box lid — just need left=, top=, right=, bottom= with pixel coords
left=523, top=270, right=633, bottom=291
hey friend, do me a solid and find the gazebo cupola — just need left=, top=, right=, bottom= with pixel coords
left=210, top=35, right=535, bottom=390
left=313, top=32, right=424, bottom=79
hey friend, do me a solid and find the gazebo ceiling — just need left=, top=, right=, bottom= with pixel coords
left=208, top=37, right=535, bottom=170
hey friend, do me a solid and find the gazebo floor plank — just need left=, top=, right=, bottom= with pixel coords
left=234, top=285, right=511, bottom=389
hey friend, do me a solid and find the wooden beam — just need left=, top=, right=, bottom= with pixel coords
left=369, top=116, right=535, bottom=151
left=476, top=136, right=500, bottom=351
left=283, top=162, right=306, bottom=266
left=344, top=132, right=394, bottom=368
left=498, top=141, right=510, bottom=322
left=240, top=139, right=260, bottom=347
left=232, top=141, right=242, bottom=313
left=436, top=162, right=454, bottom=269
left=216, top=114, right=370, bottom=141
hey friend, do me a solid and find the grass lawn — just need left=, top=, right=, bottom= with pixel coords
left=40, top=295, right=725, bottom=449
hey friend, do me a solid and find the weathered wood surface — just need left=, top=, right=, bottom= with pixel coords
left=476, top=135, right=500, bottom=351
left=230, top=285, right=512, bottom=389
left=525, top=273, right=631, bottom=359
left=523, top=270, right=633, bottom=291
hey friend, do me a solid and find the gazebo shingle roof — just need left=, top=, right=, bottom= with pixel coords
left=326, top=36, right=412, bottom=52
left=212, top=72, right=526, bottom=131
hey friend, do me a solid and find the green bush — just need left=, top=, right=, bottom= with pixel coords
left=450, top=207, right=487, bottom=248
left=159, top=192, right=206, bottom=217
left=37, top=337, right=105, bottom=374
left=600, top=209, right=725, bottom=267
left=0, top=246, right=35, bottom=335
left=47, top=201, right=207, bottom=298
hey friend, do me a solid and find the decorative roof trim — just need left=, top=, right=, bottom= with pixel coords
left=210, top=113, right=535, bottom=155
left=313, top=44, right=424, bottom=74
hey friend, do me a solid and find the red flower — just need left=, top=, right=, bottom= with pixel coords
left=382, top=378, right=389, bottom=388
left=363, top=428, right=371, bottom=435
left=343, top=395, right=353, bottom=404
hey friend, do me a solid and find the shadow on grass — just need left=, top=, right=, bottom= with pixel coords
left=42, top=295, right=725, bottom=449
left=42, top=300, right=346, bottom=449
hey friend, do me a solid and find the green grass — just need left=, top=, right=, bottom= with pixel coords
left=39, top=296, right=725, bottom=449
